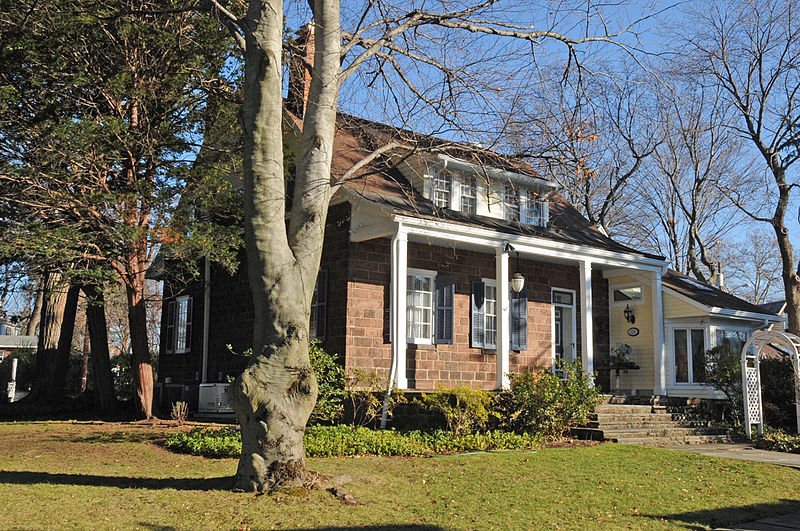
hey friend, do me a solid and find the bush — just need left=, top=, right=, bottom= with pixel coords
left=755, top=430, right=800, bottom=454
left=163, top=425, right=542, bottom=458
left=704, top=345, right=743, bottom=424
left=345, top=368, right=406, bottom=427
left=308, top=342, right=346, bottom=425
left=760, top=357, right=798, bottom=432
left=416, top=384, right=498, bottom=436
left=497, top=361, right=600, bottom=439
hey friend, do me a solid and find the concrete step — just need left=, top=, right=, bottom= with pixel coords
left=612, top=434, right=735, bottom=446
left=594, top=404, right=660, bottom=414
left=592, top=413, right=693, bottom=423
left=586, top=420, right=714, bottom=430
left=602, top=427, right=731, bottom=438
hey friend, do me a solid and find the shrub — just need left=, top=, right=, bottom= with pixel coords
left=345, top=368, right=406, bottom=427
left=755, top=430, right=800, bottom=454
left=308, top=341, right=346, bottom=425
left=416, top=384, right=498, bottom=436
left=163, top=425, right=542, bottom=458
left=704, top=345, right=743, bottom=424
left=170, top=401, right=189, bottom=424
left=760, top=357, right=798, bottom=432
left=497, top=361, right=600, bottom=439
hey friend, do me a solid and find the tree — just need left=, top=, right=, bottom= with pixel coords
left=719, top=228, right=786, bottom=304
left=683, top=0, right=800, bottom=331
left=201, top=0, right=660, bottom=491
left=0, top=0, right=241, bottom=416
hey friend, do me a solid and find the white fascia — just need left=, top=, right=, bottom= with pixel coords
left=662, top=286, right=782, bottom=324
left=393, top=214, right=668, bottom=271
left=435, top=154, right=557, bottom=190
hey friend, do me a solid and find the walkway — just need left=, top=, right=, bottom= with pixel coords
left=661, top=442, right=800, bottom=470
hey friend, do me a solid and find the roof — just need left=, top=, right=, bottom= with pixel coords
left=0, top=335, right=37, bottom=349
left=662, top=270, right=778, bottom=316
left=316, top=112, right=664, bottom=261
left=758, top=300, right=786, bottom=315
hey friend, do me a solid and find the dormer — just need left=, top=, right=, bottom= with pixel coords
left=397, top=152, right=556, bottom=228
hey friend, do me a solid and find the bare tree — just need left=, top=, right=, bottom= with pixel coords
left=644, top=77, right=744, bottom=281
left=202, top=0, right=662, bottom=492
left=720, top=228, right=786, bottom=304
left=683, top=0, right=800, bottom=330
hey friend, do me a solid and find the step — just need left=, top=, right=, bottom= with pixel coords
left=594, top=404, right=661, bottom=414
left=586, top=420, right=714, bottom=430
left=612, top=434, right=735, bottom=446
left=592, top=413, right=693, bottom=423
left=602, top=427, right=731, bottom=438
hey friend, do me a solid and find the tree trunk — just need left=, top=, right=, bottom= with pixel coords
left=229, top=0, right=345, bottom=492
left=26, top=280, right=44, bottom=336
left=80, top=318, right=89, bottom=393
left=84, top=285, right=117, bottom=414
left=126, top=273, right=153, bottom=419
left=28, top=272, right=68, bottom=401
left=46, top=284, right=80, bottom=400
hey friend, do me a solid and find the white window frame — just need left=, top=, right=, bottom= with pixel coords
left=503, top=185, right=520, bottom=222
left=407, top=268, right=436, bottom=344
left=173, top=295, right=192, bottom=354
left=460, top=175, right=478, bottom=215
left=522, top=188, right=548, bottom=227
left=610, top=282, right=645, bottom=307
left=432, top=171, right=452, bottom=210
left=482, top=278, right=498, bottom=350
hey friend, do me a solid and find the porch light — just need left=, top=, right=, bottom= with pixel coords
left=503, top=242, right=525, bottom=293
left=624, top=304, right=635, bottom=324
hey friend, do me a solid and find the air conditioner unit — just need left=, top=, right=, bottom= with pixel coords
left=198, top=383, right=233, bottom=413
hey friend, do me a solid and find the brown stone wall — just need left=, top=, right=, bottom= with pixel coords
left=344, top=240, right=604, bottom=391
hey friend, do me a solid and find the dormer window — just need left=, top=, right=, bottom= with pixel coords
left=504, top=186, right=520, bottom=222
left=433, top=172, right=451, bottom=209
left=524, top=191, right=546, bottom=227
left=461, top=175, right=477, bottom=215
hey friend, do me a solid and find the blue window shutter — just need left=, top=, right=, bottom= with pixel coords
left=434, top=275, right=454, bottom=344
left=511, top=289, right=528, bottom=351
left=471, top=280, right=485, bottom=348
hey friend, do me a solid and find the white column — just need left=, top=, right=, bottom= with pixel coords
left=391, top=231, right=408, bottom=389
left=652, top=269, right=667, bottom=395
left=579, top=260, right=594, bottom=375
left=496, top=248, right=510, bottom=389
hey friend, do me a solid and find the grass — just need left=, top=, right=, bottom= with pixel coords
left=0, top=421, right=798, bottom=530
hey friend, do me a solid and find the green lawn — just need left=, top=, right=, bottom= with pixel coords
left=0, top=422, right=798, bottom=530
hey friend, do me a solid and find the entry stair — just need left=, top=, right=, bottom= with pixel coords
left=573, top=395, right=735, bottom=446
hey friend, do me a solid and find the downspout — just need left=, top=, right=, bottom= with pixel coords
left=201, top=256, right=210, bottom=383
left=381, top=224, right=402, bottom=429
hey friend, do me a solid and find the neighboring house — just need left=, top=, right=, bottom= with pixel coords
left=154, top=108, right=782, bottom=412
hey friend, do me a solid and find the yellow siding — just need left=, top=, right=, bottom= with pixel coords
left=663, top=292, right=706, bottom=319
left=608, top=276, right=654, bottom=391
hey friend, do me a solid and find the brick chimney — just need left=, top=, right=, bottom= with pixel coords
left=286, top=24, right=315, bottom=118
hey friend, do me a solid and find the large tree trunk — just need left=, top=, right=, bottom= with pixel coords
left=229, top=0, right=341, bottom=492
left=28, top=272, right=68, bottom=401
left=126, top=272, right=153, bottom=419
left=26, top=280, right=44, bottom=336
left=84, top=285, right=117, bottom=414
left=46, top=284, right=80, bottom=400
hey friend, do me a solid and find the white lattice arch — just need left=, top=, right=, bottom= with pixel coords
left=740, top=330, right=800, bottom=439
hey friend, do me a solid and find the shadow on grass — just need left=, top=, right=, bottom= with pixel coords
left=642, top=499, right=800, bottom=529
left=0, top=471, right=233, bottom=491
left=67, top=432, right=165, bottom=444
left=138, top=526, right=447, bottom=531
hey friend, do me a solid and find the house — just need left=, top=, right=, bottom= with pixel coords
left=0, top=312, right=36, bottom=362
left=154, top=107, right=783, bottom=412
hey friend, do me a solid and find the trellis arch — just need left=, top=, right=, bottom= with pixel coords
left=740, top=330, right=800, bottom=439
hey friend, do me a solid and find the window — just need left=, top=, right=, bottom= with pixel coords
left=310, top=270, right=327, bottom=340
left=612, top=285, right=643, bottom=304
left=523, top=190, right=546, bottom=227
left=166, top=295, right=192, bottom=354
left=470, top=279, right=528, bottom=351
left=504, top=185, right=520, bottom=221
left=460, top=175, right=477, bottom=215
left=432, top=172, right=451, bottom=209
left=673, top=328, right=706, bottom=384
left=552, top=290, right=574, bottom=306
left=407, top=270, right=435, bottom=343
left=715, top=329, right=748, bottom=356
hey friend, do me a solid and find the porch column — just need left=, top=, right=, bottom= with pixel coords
left=652, top=269, right=667, bottom=395
left=496, top=247, right=510, bottom=389
left=579, top=259, right=594, bottom=375
left=391, top=231, right=408, bottom=389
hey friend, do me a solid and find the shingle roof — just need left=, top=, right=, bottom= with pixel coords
left=317, top=112, right=664, bottom=261
left=662, top=270, right=778, bottom=316
left=757, top=300, right=786, bottom=315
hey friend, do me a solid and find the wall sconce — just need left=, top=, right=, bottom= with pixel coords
left=624, top=304, right=635, bottom=324
left=504, top=242, right=525, bottom=293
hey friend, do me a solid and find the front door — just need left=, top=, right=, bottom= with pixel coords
left=552, top=289, right=576, bottom=372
